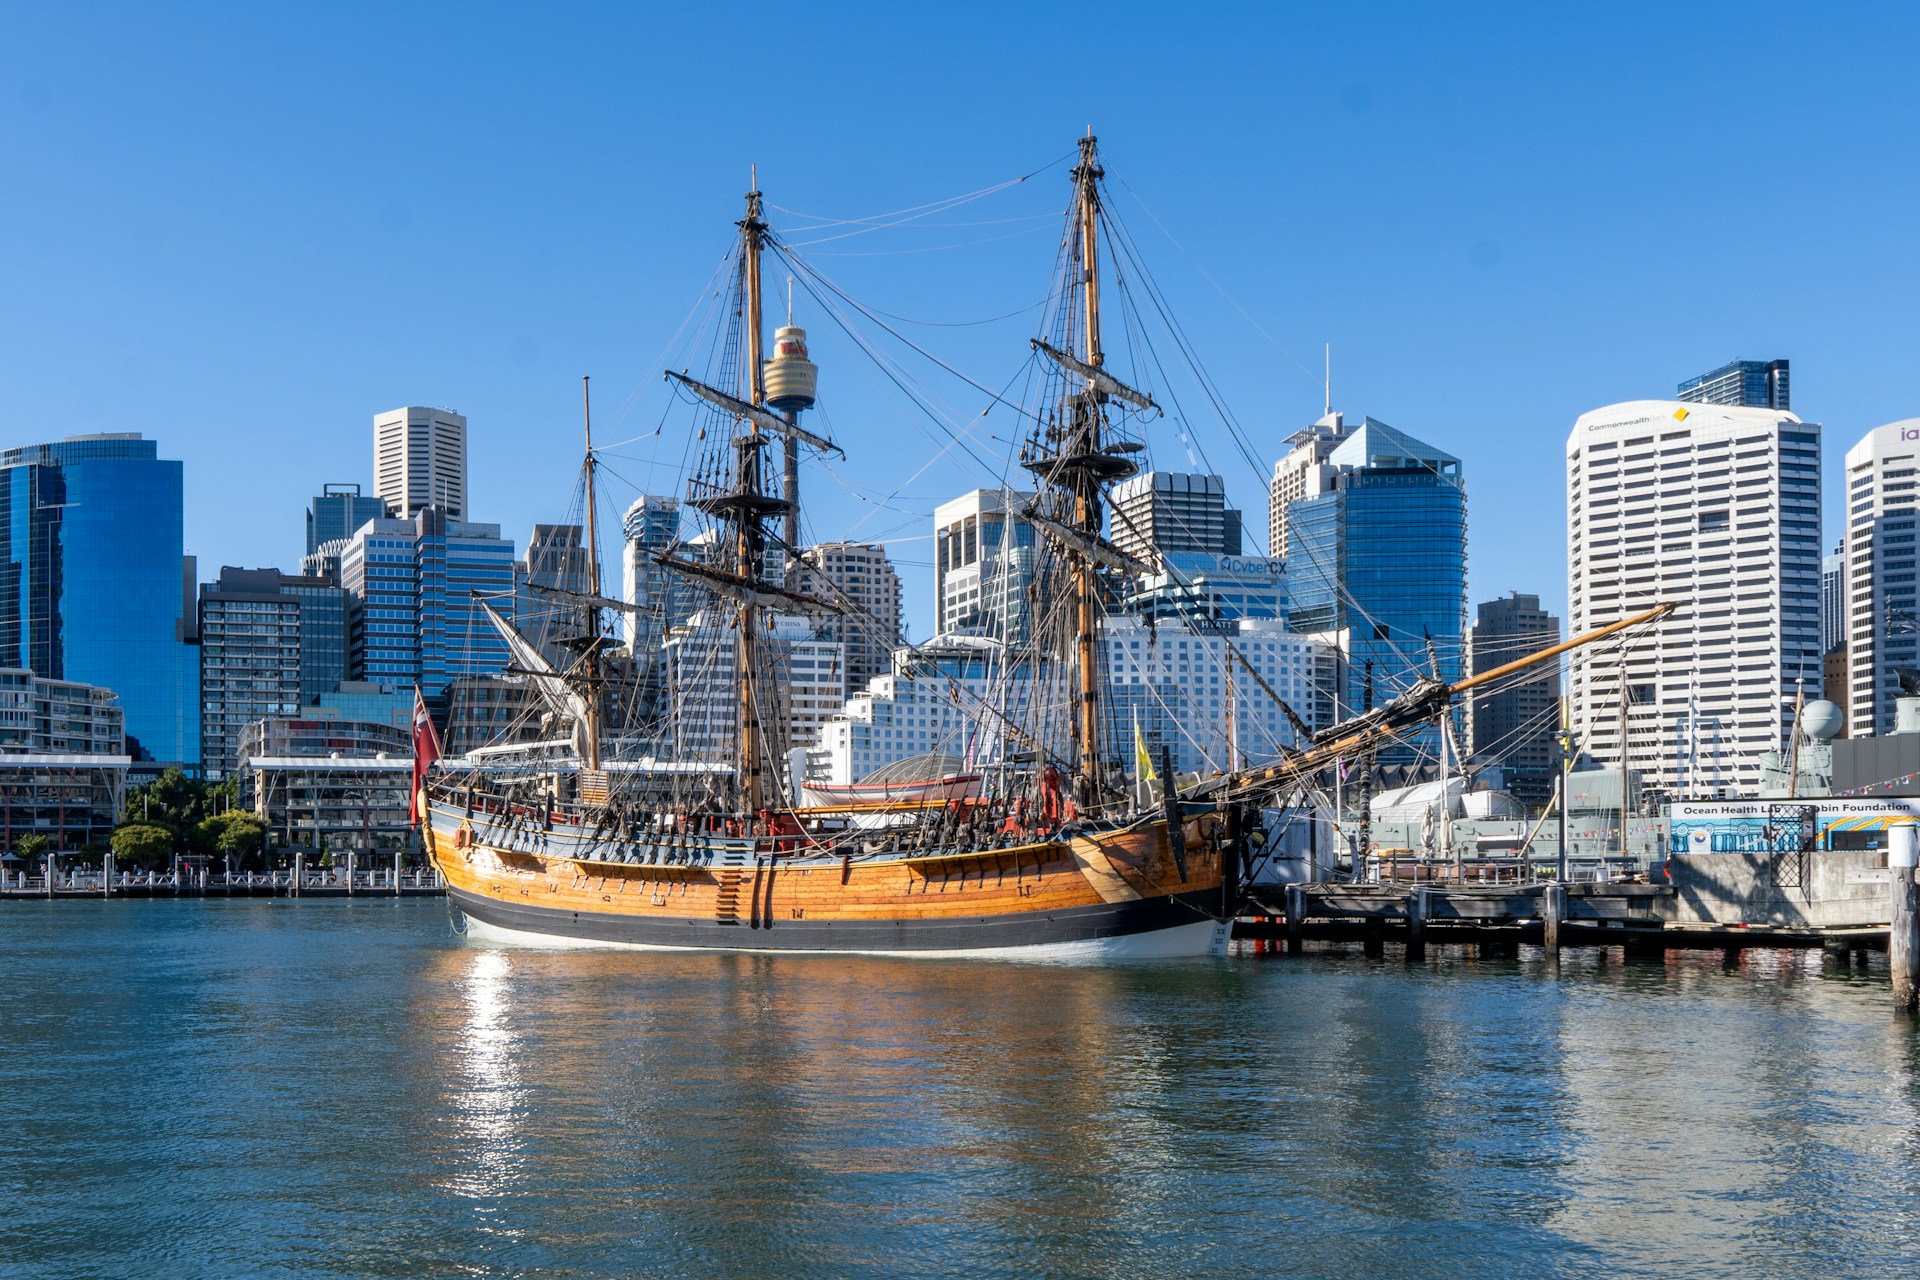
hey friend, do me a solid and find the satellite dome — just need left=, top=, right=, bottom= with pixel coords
left=1801, top=700, right=1844, bottom=741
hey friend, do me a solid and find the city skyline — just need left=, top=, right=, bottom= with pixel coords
left=5, top=6, right=1918, bottom=639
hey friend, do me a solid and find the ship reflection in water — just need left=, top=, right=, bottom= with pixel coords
left=403, top=923, right=1920, bottom=1280
left=3, top=903, right=1917, bottom=1279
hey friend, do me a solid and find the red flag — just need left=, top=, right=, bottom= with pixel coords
left=411, top=686, right=442, bottom=827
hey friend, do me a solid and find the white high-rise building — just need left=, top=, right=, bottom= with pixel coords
left=789, top=542, right=904, bottom=691
left=934, top=489, right=1038, bottom=640
left=620, top=495, right=686, bottom=657
left=1842, top=419, right=1920, bottom=736
left=813, top=620, right=1331, bottom=787
left=1267, top=413, right=1347, bottom=558
left=662, top=611, right=847, bottom=764
left=1566, top=400, right=1821, bottom=796
left=373, top=406, right=468, bottom=520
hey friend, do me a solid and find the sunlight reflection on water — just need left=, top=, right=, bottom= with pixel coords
left=2, top=901, right=1917, bottom=1280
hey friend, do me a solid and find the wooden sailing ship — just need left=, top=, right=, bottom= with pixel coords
left=421, top=135, right=1667, bottom=956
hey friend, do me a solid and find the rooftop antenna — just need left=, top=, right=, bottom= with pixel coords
left=787, top=274, right=794, bottom=327
left=1324, top=343, right=1332, bottom=418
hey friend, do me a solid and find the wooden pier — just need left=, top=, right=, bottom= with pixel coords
left=1238, top=881, right=1892, bottom=957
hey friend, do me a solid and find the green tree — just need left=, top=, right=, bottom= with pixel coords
left=197, top=811, right=268, bottom=869
left=14, top=832, right=49, bottom=864
left=111, top=823, right=178, bottom=870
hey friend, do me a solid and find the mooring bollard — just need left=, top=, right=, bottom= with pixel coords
left=1285, top=882, right=1305, bottom=955
left=1891, top=825, right=1919, bottom=1015
left=1407, top=887, right=1429, bottom=961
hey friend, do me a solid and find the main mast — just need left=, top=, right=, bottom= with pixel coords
left=736, top=179, right=772, bottom=814
left=1071, top=134, right=1106, bottom=801
left=662, top=172, right=837, bottom=818
left=580, top=375, right=604, bottom=770
left=1021, top=133, right=1150, bottom=810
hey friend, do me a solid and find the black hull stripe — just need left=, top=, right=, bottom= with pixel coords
left=448, top=884, right=1223, bottom=952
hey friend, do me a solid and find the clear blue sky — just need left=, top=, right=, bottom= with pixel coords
left=4, top=2, right=1916, bottom=637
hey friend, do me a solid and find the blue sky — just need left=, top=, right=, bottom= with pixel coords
left=3, top=2, right=1916, bottom=637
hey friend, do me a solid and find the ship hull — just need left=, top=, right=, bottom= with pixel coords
left=426, top=795, right=1231, bottom=960
left=448, top=880, right=1226, bottom=958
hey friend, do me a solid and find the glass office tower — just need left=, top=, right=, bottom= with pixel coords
left=306, top=482, right=387, bottom=555
left=0, top=434, right=198, bottom=767
left=1280, top=418, right=1467, bottom=762
left=337, top=507, right=515, bottom=701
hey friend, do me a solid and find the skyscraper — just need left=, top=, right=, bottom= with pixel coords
left=1677, top=359, right=1790, bottom=411
left=306, top=483, right=387, bottom=555
left=663, top=611, right=846, bottom=762
left=514, top=524, right=591, bottom=667
left=0, top=434, right=198, bottom=767
left=620, top=495, right=684, bottom=651
left=1822, top=540, right=1846, bottom=656
left=789, top=542, right=904, bottom=691
left=1114, top=470, right=1282, bottom=624
left=1464, top=593, right=1562, bottom=806
left=1566, top=400, right=1821, bottom=794
left=1267, top=413, right=1348, bottom=558
left=198, top=567, right=349, bottom=778
left=373, top=406, right=468, bottom=520
left=1842, top=419, right=1920, bottom=736
left=1273, top=416, right=1467, bottom=740
left=338, top=508, right=515, bottom=701
left=934, top=488, right=1038, bottom=640
left=1109, top=471, right=1242, bottom=561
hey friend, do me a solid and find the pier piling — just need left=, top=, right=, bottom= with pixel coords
left=1285, top=883, right=1304, bottom=954
left=1406, top=888, right=1428, bottom=961
left=1542, top=884, right=1565, bottom=958
left=1892, top=826, right=1919, bottom=1015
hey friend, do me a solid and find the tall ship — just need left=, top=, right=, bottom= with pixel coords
left=421, top=135, right=1657, bottom=956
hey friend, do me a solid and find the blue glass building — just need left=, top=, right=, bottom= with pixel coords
left=339, top=507, right=515, bottom=701
left=0, top=434, right=198, bottom=767
left=306, top=483, right=387, bottom=555
left=1279, top=418, right=1466, bottom=759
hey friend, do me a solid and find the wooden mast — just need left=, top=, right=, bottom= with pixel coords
left=736, top=175, right=770, bottom=814
left=581, top=375, right=604, bottom=771
left=1072, top=131, right=1106, bottom=802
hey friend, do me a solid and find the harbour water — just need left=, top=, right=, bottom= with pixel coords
left=3, top=900, right=1917, bottom=1279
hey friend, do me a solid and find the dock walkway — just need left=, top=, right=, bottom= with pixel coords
left=1239, top=880, right=1888, bottom=955
left=1, top=869, right=445, bottom=900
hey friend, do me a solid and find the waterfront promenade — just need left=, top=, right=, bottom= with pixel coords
left=0, top=866, right=445, bottom=898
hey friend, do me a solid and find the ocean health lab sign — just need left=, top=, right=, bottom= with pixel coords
left=1669, top=798, right=1920, bottom=855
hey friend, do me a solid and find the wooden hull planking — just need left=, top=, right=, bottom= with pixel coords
left=425, top=800, right=1227, bottom=956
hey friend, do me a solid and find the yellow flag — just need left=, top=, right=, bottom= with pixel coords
left=1134, top=710, right=1157, bottom=781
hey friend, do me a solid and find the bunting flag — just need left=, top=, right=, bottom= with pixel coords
left=411, top=685, right=442, bottom=828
